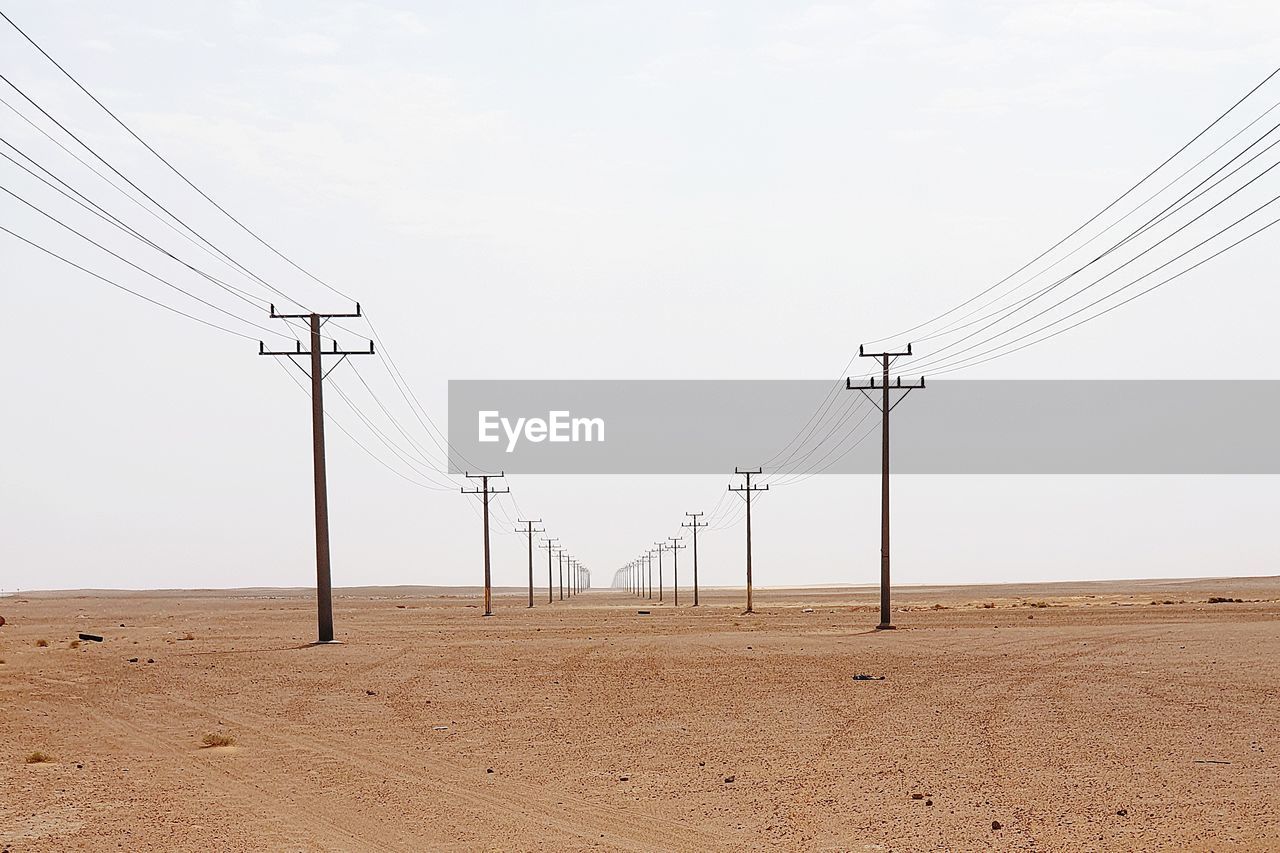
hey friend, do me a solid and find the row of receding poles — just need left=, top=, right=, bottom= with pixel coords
left=265, top=304, right=919, bottom=640
left=461, top=474, right=595, bottom=615
left=619, top=344, right=925, bottom=627
left=619, top=514, right=701, bottom=606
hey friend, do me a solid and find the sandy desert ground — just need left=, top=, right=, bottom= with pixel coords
left=2, top=576, right=1278, bottom=852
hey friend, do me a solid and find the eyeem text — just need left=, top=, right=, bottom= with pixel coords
left=478, top=410, right=605, bottom=452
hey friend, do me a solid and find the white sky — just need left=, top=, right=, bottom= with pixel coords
left=2, top=0, right=1278, bottom=592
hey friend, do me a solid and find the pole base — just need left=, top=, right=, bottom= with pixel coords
left=310, top=639, right=344, bottom=645
left=875, top=623, right=896, bottom=631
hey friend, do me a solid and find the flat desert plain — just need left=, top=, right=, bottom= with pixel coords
left=2, top=577, right=1279, bottom=852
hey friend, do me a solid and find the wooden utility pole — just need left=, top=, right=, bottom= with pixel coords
left=653, top=542, right=667, bottom=603
left=668, top=537, right=686, bottom=606
left=729, top=467, right=767, bottom=614
left=848, top=344, right=925, bottom=630
left=645, top=550, right=655, bottom=599
left=682, top=512, right=706, bottom=606
left=260, top=304, right=372, bottom=644
left=558, top=550, right=567, bottom=601
left=461, top=472, right=509, bottom=617
left=517, top=519, right=544, bottom=608
left=540, top=538, right=558, bottom=604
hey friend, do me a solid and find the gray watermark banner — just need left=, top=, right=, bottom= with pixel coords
left=446, top=380, right=1280, bottom=475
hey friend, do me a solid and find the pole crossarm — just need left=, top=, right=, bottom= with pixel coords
left=269, top=302, right=363, bottom=320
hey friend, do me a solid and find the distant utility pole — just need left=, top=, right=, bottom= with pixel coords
left=517, top=519, right=544, bottom=608
left=558, top=550, right=566, bottom=601
left=260, top=304, right=372, bottom=644
left=848, top=344, right=925, bottom=630
left=540, top=538, right=558, bottom=603
left=729, top=467, right=768, bottom=614
left=681, top=512, right=706, bottom=606
left=653, top=542, right=667, bottom=603
left=461, top=471, right=509, bottom=617
left=668, top=537, right=685, bottom=606
left=646, top=550, right=655, bottom=599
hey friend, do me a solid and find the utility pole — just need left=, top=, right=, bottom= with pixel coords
left=653, top=542, right=667, bottom=603
left=517, top=519, right=544, bottom=608
left=540, top=538, right=558, bottom=604
left=461, top=472, right=509, bottom=617
left=848, top=344, right=925, bottom=630
left=645, top=550, right=655, bottom=599
left=682, top=512, right=706, bottom=606
left=729, top=467, right=768, bottom=614
left=558, top=550, right=566, bottom=601
left=668, top=537, right=685, bottom=606
left=260, top=304, right=372, bottom=644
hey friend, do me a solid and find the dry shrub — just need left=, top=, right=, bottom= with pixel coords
left=69, top=640, right=81, bottom=649
left=35, top=639, right=48, bottom=648
left=201, top=733, right=236, bottom=748
left=25, top=751, right=53, bottom=764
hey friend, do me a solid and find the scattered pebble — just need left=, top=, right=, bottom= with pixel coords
left=926, top=799, right=933, bottom=807
left=911, top=793, right=924, bottom=800
left=1117, top=808, right=1127, bottom=817
left=486, top=768, right=494, bottom=774
left=992, top=820, right=1003, bottom=830
left=724, top=775, right=735, bottom=784
left=619, top=775, right=629, bottom=781
left=127, top=657, right=138, bottom=663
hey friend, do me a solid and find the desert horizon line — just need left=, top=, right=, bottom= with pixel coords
left=5, top=573, right=1276, bottom=597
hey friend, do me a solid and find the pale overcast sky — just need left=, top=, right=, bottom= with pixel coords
left=3, top=1, right=1278, bottom=593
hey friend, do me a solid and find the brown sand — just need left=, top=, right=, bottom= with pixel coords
left=2, top=577, right=1278, bottom=851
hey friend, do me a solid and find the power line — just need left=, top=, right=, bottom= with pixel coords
left=0, top=8, right=354, bottom=307
left=1, top=222, right=258, bottom=340
left=1, top=179, right=291, bottom=340
left=862, top=64, right=1280, bottom=348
